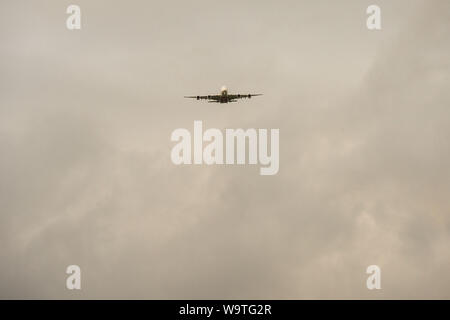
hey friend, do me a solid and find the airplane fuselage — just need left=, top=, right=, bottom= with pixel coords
left=219, top=86, right=228, bottom=103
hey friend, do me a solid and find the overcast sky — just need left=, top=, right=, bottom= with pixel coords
left=1, top=0, right=449, bottom=299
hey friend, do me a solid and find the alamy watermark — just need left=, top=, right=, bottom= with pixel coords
left=170, top=121, right=279, bottom=175
left=366, top=265, right=381, bottom=290
left=66, top=265, right=81, bottom=290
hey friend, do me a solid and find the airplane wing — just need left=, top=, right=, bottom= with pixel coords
left=227, top=94, right=263, bottom=100
left=184, top=95, right=221, bottom=101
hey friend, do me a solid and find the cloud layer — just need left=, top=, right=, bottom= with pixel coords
left=0, top=0, right=449, bottom=298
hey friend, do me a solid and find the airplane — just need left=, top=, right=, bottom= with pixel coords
left=184, top=86, right=262, bottom=103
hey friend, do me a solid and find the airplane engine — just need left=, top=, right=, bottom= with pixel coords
left=248, top=94, right=251, bottom=98
left=196, top=96, right=200, bottom=100
left=237, top=94, right=241, bottom=98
